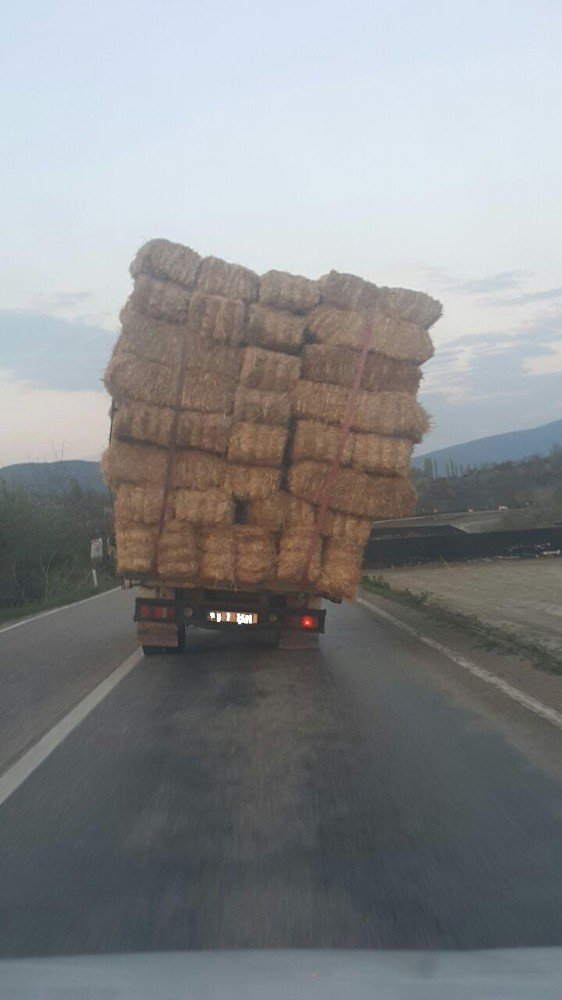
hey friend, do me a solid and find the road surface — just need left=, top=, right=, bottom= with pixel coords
left=1, top=588, right=562, bottom=957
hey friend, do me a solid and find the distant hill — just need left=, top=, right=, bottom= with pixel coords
left=0, top=460, right=106, bottom=493
left=413, top=418, right=562, bottom=475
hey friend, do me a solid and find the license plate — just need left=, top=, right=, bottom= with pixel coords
left=207, top=610, right=259, bottom=625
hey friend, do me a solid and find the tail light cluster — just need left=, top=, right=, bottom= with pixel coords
left=283, top=613, right=320, bottom=631
left=139, top=603, right=176, bottom=621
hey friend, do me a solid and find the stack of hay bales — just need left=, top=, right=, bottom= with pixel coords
left=103, top=239, right=440, bottom=599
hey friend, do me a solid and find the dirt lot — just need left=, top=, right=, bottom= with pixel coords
left=373, top=557, right=562, bottom=656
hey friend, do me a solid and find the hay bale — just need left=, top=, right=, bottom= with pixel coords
left=104, top=347, right=177, bottom=407
left=176, top=411, right=232, bottom=454
left=318, top=270, right=379, bottom=312
left=157, top=522, right=199, bottom=580
left=166, top=488, right=234, bottom=526
left=228, top=422, right=288, bottom=467
left=112, top=400, right=174, bottom=448
left=130, top=238, right=201, bottom=288
left=301, top=344, right=421, bottom=395
left=199, top=527, right=236, bottom=586
left=119, top=302, right=183, bottom=368
left=376, top=287, right=442, bottom=329
left=115, top=525, right=157, bottom=576
left=181, top=371, right=236, bottom=413
left=233, top=386, right=291, bottom=426
left=129, top=274, right=192, bottom=324
left=172, top=451, right=226, bottom=490
left=323, top=511, right=373, bottom=547
left=114, top=485, right=164, bottom=526
left=234, top=526, right=276, bottom=584
left=184, top=335, right=242, bottom=382
left=259, top=270, right=320, bottom=313
left=277, top=529, right=322, bottom=584
left=187, top=292, right=247, bottom=346
left=197, top=256, right=259, bottom=303
left=102, top=442, right=168, bottom=488
left=247, top=492, right=315, bottom=532
left=352, top=433, right=412, bottom=475
left=292, top=382, right=429, bottom=441
left=241, top=346, right=301, bottom=393
left=307, top=305, right=434, bottom=364
left=226, top=464, right=281, bottom=500
left=292, top=420, right=354, bottom=465
left=246, top=304, right=306, bottom=353
left=318, top=540, right=363, bottom=600
left=288, top=462, right=416, bottom=518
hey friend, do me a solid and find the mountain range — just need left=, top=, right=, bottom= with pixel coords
left=1, top=418, right=561, bottom=491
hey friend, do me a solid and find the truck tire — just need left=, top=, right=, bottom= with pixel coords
left=142, top=645, right=165, bottom=656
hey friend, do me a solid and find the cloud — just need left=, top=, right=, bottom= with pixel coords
left=419, top=314, right=562, bottom=450
left=415, top=265, right=527, bottom=296
left=0, top=310, right=115, bottom=392
left=489, top=286, right=562, bottom=308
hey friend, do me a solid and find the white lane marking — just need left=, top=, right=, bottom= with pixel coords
left=0, top=648, right=143, bottom=807
left=0, top=587, right=122, bottom=636
left=355, top=596, right=562, bottom=732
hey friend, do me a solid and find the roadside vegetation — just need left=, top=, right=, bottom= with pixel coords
left=362, top=574, right=562, bottom=676
left=0, top=470, right=115, bottom=623
left=413, top=445, right=562, bottom=522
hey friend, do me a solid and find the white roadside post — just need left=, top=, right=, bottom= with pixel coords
left=90, top=537, right=103, bottom=588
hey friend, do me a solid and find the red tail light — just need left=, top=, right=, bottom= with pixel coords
left=301, top=615, right=316, bottom=629
left=139, top=604, right=175, bottom=621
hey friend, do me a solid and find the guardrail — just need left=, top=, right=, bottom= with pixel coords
left=363, top=527, right=562, bottom=568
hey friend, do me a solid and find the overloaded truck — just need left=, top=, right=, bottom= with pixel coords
left=102, top=239, right=439, bottom=654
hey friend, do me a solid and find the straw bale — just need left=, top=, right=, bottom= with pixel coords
left=102, top=442, right=168, bottom=488
left=318, top=270, right=379, bottom=312
left=259, top=270, right=320, bottom=314
left=112, top=400, right=174, bottom=448
left=246, top=304, right=306, bottom=353
left=288, top=462, right=416, bottom=518
left=292, top=420, right=353, bottom=465
left=104, top=347, right=176, bottom=407
left=228, top=422, right=288, bottom=467
left=226, top=464, right=281, bottom=500
left=277, top=529, right=322, bottom=584
left=115, top=525, right=157, bottom=576
left=172, top=451, right=226, bottom=490
left=199, top=527, right=236, bottom=586
left=197, top=256, right=259, bottom=303
left=114, top=485, right=164, bottom=526
left=301, top=344, right=421, bottom=395
left=323, top=511, right=373, bottom=547
left=292, top=382, right=429, bottom=441
left=234, top=526, right=276, bottom=584
left=157, top=522, right=199, bottom=580
left=318, top=541, right=363, bottom=600
left=307, top=305, right=434, bottom=364
left=246, top=492, right=315, bottom=532
left=119, top=302, right=183, bottom=368
left=130, top=238, right=201, bottom=289
left=233, top=386, right=290, bottom=426
left=129, top=274, right=192, bottom=324
left=184, top=334, right=242, bottom=381
left=241, top=346, right=301, bottom=393
left=176, top=411, right=232, bottom=454
left=166, top=488, right=234, bottom=526
left=377, top=286, right=442, bottom=329
left=181, top=370, right=236, bottom=414
left=187, top=292, right=247, bottom=346
left=352, top=433, right=413, bottom=475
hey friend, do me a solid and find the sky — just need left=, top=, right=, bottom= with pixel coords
left=1, top=0, right=562, bottom=465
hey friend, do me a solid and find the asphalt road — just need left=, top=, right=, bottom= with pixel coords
left=1, top=590, right=562, bottom=957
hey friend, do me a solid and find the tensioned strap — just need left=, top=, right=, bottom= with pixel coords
left=149, top=332, right=191, bottom=577
left=301, top=323, right=373, bottom=585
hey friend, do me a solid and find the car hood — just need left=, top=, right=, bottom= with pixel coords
left=2, top=948, right=562, bottom=999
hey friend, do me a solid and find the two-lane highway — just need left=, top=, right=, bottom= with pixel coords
left=1, top=590, right=562, bottom=956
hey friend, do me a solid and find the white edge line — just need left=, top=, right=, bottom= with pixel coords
left=0, top=648, right=143, bottom=807
left=0, top=587, right=122, bottom=636
left=355, top=596, right=562, bottom=732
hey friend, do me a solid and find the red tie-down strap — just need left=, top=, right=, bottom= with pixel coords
left=301, top=323, right=373, bottom=585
